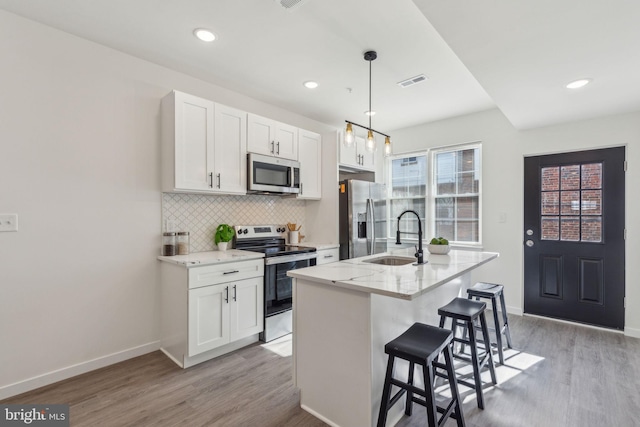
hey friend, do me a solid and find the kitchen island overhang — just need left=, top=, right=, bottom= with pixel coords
left=288, top=248, right=499, bottom=427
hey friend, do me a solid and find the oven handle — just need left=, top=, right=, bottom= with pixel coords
left=264, top=252, right=318, bottom=265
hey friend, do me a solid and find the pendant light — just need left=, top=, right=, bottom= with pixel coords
left=344, top=50, right=392, bottom=157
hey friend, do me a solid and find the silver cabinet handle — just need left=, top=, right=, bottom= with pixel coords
left=300, top=183, right=303, bottom=195
left=324, top=254, right=334, bottom=258
left=276, top=141, right=280, bottom=155
left=225, top=286, right=229, bottom=303
left=233, top=284, right=237, bottom=301
left=217, top=173, right=221, bottom=189
left=208, top=172, right=213, bottom=188
left=271, top=141, right=275, bottom=154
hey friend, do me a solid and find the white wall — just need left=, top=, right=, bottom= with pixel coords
left=0, top=9, right=333, bottom=398
left=391, top=108, right=640, bottom=336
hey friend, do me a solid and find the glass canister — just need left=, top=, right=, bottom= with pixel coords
left=162, top=232, right=177, bottom=256
left=177, top=231, right=190, bottom=255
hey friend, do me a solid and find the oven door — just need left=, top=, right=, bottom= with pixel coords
left=264, top=258, right=315, bottom=317
left=260, top=255, right=316, bottom=342
left=247, top=152, right=300, bottom=194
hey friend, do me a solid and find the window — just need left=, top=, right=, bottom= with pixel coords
left=387, top=143, right=482, bottom=245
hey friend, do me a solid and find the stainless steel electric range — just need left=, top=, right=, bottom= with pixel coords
left=233, top=225, right=317, bottom=342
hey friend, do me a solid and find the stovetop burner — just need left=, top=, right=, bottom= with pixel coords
left=233, top=225, right=316, bottom=257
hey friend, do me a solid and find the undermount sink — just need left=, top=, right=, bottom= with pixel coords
left=363, top=256, right=415, bottom=266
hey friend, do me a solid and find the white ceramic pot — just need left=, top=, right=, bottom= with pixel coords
left=427, top=244, right=450, bottom=254
left=218, top=242, right=229, bottom=251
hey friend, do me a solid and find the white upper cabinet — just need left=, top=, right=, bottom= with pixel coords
left=214, top=104, right=247, bottom=194
left=162, top=91, right=247, bottom=195
left=247, top=113, right=298, bottom=160
left=297, top=129, right=322, bottom=200
left=338, top=130, right=376, bottom=171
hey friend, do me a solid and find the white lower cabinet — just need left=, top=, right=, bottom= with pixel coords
left=160, top=257, right=264, bottom=368
left=188, top=276, right=263, bottom=356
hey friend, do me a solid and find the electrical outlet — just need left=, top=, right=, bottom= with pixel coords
left=0, top=214, right=18, bottom=232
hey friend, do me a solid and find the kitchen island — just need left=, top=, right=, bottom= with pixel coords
left=288, top=248, right=498, bottom=427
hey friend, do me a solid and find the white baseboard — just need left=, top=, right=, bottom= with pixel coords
left=0, top=341, right=160, bottom=400
left=506, top=305, right=523, bottom=316
left=624, top=326, right=640, bottom=338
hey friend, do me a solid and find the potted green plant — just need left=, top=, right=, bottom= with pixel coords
left=215, top=224, right=235, bottom=251
left=428, top=237, right=450, bottom=254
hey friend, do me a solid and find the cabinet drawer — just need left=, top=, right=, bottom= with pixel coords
left=189, top=259, right=264, bottom=289
left=316, top=248, right=340, bottom=265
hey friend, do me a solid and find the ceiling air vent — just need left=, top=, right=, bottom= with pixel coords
left=397, top=74, right=428, bottom=88
left=274, top=0, right=309, bottom=10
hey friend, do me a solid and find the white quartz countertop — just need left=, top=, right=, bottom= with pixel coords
left=157, top=249, right=264, bottom=267
left=287, top=248, right=498, bottom=300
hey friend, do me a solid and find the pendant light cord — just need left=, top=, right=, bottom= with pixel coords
left=368, top=56, right=372, bottom=130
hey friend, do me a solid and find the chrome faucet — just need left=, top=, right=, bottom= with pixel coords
left=395, top=210, right=426, bottom=265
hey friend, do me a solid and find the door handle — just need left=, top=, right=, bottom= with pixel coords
left=233, top=284, right=237, bottom=302
left=225, top=286, right=229, bottom=303
left=276, top=141, right=280, bottom=155
left=217, top=173, right=221, bottom=189
left=208, top=172, right=213, bottom=188
left=271, top=141, right=275, bottom=154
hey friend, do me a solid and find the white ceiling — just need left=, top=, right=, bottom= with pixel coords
left=1, top=0, right=639, bottom=131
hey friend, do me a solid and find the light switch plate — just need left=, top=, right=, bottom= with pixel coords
left=0, top=214, right=19, bottom=232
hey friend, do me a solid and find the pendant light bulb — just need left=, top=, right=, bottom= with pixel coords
left=384, top=136, right=392, bottom=157
left=344, top=123, right=355, bottom=147
left=365, top=130, right=375, bottom=152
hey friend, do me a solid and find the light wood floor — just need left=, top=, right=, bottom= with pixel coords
left=3, top=314, right=640, bottom=427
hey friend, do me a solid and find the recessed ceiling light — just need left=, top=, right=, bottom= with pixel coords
left=193, top=28, right=216, bottom=42
left=364, top=110, right=376, bottom=116
left=566, top=78, right=592, bottom=89
left=303, top=81, right=318, bottom=89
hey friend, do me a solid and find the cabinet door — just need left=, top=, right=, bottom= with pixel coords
left=274, top=122, right=298, bottom=160
left=358, top=137, right=376, bottom=171
left=174, top=92, right=215, bottom=191
left=298, top=130, right=322, bottom=200
left=247, top=113, right=275, bottom=156
left=188, top=284, right=230, bottom=356
left=338, top=130, right=359, bottom=167
left=229, top=277, right=264, bottom=342
left=214, top=104, right=247, bottom=194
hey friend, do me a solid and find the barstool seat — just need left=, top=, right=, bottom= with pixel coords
left=467, top=282, right=513, bottom=365
left=377, top=323, right=465, bottom=427
left=438, top=297, right=497, bottom=410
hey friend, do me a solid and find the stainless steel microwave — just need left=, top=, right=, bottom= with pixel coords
left=247, top=153, right=300, bottom=195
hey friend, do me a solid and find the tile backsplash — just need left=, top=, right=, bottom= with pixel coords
left=162, top=193, right=306, bottom=252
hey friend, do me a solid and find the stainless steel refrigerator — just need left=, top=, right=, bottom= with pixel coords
left=339, top=179, right=387, bottom=260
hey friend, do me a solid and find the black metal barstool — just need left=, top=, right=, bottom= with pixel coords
left=467, top=282, right=513, bottom=365
left=438, top=298, right=497, bottom=410
left=377, top=323, right=465, bottom=427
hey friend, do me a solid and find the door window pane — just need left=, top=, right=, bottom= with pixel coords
left=541, top=192, right=559, bottom=215
left=581, top=217, right=602, bottom=242
left=581, top=190, right=602, bottom=215
left=542, top=217, right=559, bottom=240
left=561, top=165, right=580, bottom=190
left=541, top=167, right=559, bottom=191
left=581, top=163, right=602, bottom=189
left=561, top=217, right=580, bottom=241
left=561, top=191, right=580, bottom=215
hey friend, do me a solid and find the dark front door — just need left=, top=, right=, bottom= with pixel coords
left=523, top=147, right=625, bottom=329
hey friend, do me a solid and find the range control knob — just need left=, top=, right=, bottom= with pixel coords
left=243, top=228, right=248, bottom=234
left=237, top=229, right=243, bottom=235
